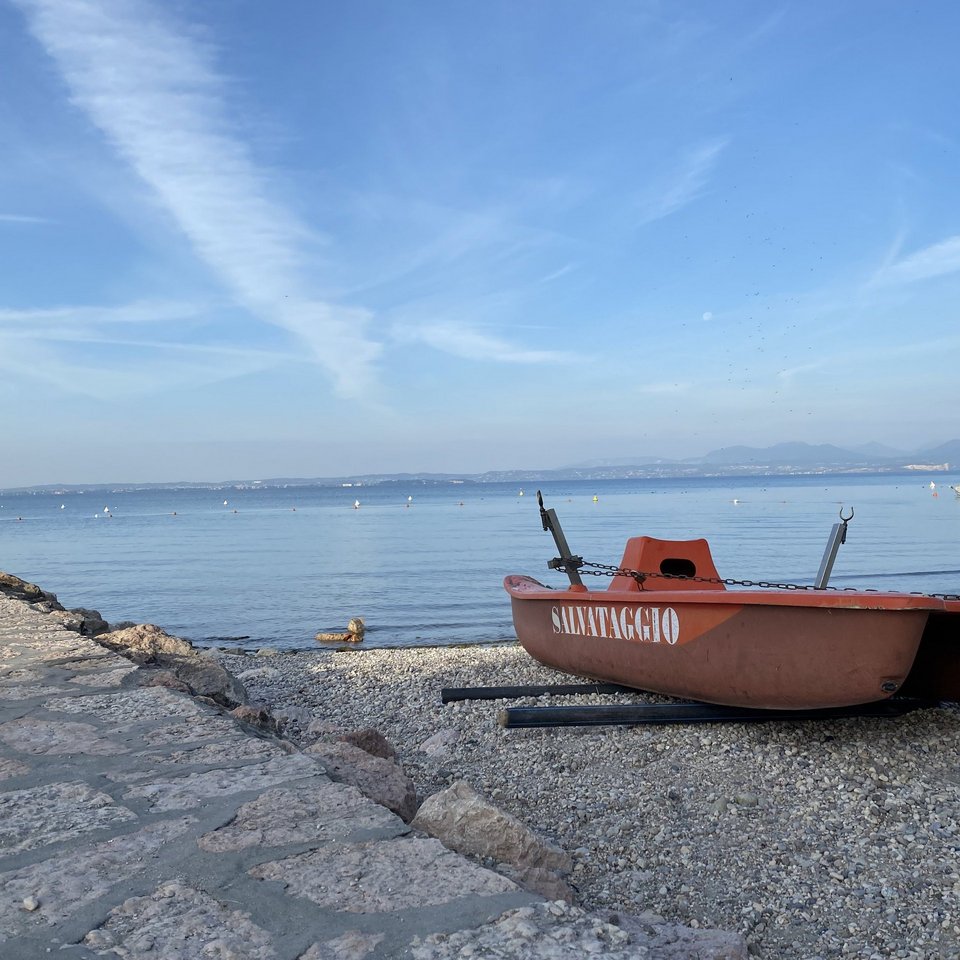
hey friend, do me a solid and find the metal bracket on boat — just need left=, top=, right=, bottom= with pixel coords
left=815, top=506, right=854, bottom=589
left=537, top=491, right=584, bottom=587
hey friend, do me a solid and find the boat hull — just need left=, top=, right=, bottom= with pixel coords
left=505, top=575, right=937, bottom=709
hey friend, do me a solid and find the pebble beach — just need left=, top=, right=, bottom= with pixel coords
left=222, top=642, right=960, bottom=960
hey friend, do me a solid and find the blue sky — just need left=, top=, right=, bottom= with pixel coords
left=2, top=0, right=959, bottom=486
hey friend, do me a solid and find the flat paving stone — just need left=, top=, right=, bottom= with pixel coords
left=0, top=668, right=45, bottom=683
left=20, top=637, right=103, bottom=661
left=0, top=757, right=30, bottom=782
left=298, top=931, right=385, bottom=959
left=0, top=718, right=128, bottom=756
left=410, top=901, right=747, bottom=960
left=0, top=780, right=137, bottom=854
left=82, top=881, right=278, bottom=959
left=0, top=682, right=64, bottom=700
left=410, top=903, right=634, bottom=959
left=106, top=736, right=288, bottom=785
left=58, top=655, right=131, bottom=672
left=250, top=836, right=518, bottom=913
left=130, top=715, right=242, bottom=746
left=44, top=687, right=204, bottom=724
left=122, top=753, right=325, bottom=810
left=136, top=736, right=286, bottom=767
left=67, top=666, right=137, bottom=687
left=198, top=782, right=402, bottom=852
left=0, top=818, right=195, bottom=939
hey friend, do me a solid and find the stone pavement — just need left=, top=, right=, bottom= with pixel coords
left=0, top=592, right=746, bottom=959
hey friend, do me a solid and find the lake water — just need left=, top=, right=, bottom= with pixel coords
left=2, top=475, right=958, bottom=650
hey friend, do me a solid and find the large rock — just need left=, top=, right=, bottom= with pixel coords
left=315, top=616, right=365, bottom=644
left=97, top=624, right=195, bottom=660
left=69, top=607, right=110, bottom=635
left=230, top=703, right=281, bottom=736
left=134, top=669, right=193, bottom=696
left=0, top=571, right=63, bottom=609
left=45, top=610, right=85, bottom=633
left=122, top=656, right=247, bottom=709
left=158, top=655, right=247, bottom=708
left=411, top=780, right=573, bottom=874
left=45, top=607, right=110, bottom=636
left=305, top=741, right=418, bottom=822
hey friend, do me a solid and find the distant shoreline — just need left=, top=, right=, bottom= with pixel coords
left=3, top=464, right=956, bottom=496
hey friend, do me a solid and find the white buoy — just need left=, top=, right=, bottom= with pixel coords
left=224, top=499, right=229, bottom=505
left=60, top=504, right=65, bottom=509
left=354, top=499, right=360, bottom=509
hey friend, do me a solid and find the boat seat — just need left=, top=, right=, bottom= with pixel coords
left=609, top=536, right=725, bottom=592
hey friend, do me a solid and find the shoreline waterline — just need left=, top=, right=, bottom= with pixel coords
left=2, top=475, right=958, bottom=651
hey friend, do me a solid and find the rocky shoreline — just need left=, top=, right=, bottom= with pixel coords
left=4, top=570, right=960, bottom=959
left=216, top=643, right=960, bottom=960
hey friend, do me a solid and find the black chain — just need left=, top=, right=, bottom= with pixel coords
left=574, top=560, right=960, bottom=601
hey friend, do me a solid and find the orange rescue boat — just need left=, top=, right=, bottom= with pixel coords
left=504, top=494, right=960, bottom=710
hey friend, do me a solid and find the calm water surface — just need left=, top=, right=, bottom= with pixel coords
left=2, top=476, right=958, bottom=650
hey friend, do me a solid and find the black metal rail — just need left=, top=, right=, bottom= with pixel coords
left=497, top=698, right=936, bottom=729
left=440, top=682, right=633, bottom=703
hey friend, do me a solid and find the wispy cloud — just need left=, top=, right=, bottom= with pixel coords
left=0, top=300, right=205, bottom=327
left=13, top=0, right=381, bottom=396
left=399, top=322, right=577, bottom=364
left=636, top=138, right=728, bottom=226
left=0, top=333, right=280, bottom=401
left=872, top=235, right=960, bottom=286
left=0, top=213, right=52, bottom=224
left=0, top=298, right=302, bottom=397
left=337, top=195, right=570, bottom=301
left=778, top=333, right=960, bottom=384
left=539, top=263, right=577, bottom=283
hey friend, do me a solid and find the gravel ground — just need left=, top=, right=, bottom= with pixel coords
left=218, top=643, right=960, bottom=960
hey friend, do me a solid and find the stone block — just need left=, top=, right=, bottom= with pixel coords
left=249, top=837, right=517, bottom=913
left=0, top=819, right=194, bottom=939
left=82, top=882, right=276, bottom=959
left=198, top=782, right=401, bottom=852
left=0, top=718, right=127, bottom=756
left=123, top=753, right=325, bottom=811
left=411, top=780, right=572, bottom=874
left=305, top=741, right=417, bottom=822
left=0, top=780, right=137, bottom=854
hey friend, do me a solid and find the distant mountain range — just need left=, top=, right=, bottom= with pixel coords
left=561, top=439, right=960, bottom=474
left=6, top=440, right=958, bottom=493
